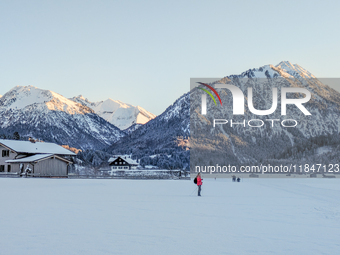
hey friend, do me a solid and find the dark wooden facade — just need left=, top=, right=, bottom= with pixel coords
left=109, top=156, right=138, bottom=170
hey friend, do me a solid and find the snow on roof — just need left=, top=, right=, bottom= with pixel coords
left=108, top=155, right=138, bottom=165
left=6, top=154, right=72, bottom=163
left=6, top=154, right=53, bottom=163
left=0, top=139, right=76, bottom=155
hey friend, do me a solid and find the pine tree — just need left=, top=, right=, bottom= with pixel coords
left=13, top=132, right=20, bottom=140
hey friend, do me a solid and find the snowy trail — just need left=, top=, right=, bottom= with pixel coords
left=1, top=178, right=339, bottom=255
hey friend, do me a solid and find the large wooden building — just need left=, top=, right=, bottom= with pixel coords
left=0, top=139, right=76, bottom=177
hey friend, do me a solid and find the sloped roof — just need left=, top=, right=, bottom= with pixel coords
left=6, top=154, right=72, bottom=163
left=0, top=139, right=76, bottom=155
left=108, top=155, right=138, bottom=165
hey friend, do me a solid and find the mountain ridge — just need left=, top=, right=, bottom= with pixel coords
left=0, top=61, right=338, bottom=171
left=71, top=95, right=156, bottom=130
left=0, top=85, right=125, bottom=150
left=190, top=61, right=340, bottom=168
left=106, top=61, right=340, bottom=170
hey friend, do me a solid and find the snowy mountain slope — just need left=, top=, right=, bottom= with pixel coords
left=0, top=86, right=125, bottom=150
left=123, top=123, right=143, bottom=135
left=225, top=61, right=316, bottom=80
left=71, top=96, right=156, bottom=130
left=190, top=61, right=340, bottom=167
left=105, top=92, right=190, bottom=170
left=0, top=86, right=91, bottom=114
left=106, top=61, right=340, bottom=170
left=275, top=61, right=315, bottom=79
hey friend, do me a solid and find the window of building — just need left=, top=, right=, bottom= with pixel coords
left=0, top=165, right=4, bottom=172
left=7, top=165, right=11, bottom=172
left=2, top=150, right=9, bottom=157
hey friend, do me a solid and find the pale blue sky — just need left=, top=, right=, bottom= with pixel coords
left=0, top=0, right=339, bottom=115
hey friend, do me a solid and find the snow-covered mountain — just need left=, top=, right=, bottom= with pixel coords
left=107, top=61, right=340, bottom=170
left=0, top=86, right=125, bottom=150
left=190, top=61, right=340, bottom=168
left=71, top=96, right=156, bottom=130
left=1, top=61, right=338, bottom=171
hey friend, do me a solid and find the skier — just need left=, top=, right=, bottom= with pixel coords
left=196, top=172, right=203, bottom=196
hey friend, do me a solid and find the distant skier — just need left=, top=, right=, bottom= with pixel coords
left=196, top=173, right=203, bottom=196
left=237, top=177, right=241, bottom=182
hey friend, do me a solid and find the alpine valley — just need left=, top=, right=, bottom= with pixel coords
left=1, top=61, right=339, bottom=172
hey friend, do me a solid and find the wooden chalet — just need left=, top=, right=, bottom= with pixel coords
left=0, top=139, right=76, bottom=177
left=108, top=155, right=139, bottom=171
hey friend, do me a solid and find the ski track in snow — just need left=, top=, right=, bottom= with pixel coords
left=1, top=178, right=339, bottom=255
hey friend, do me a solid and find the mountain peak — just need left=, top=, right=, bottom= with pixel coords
left=275, top=60, right=295, bottom=69
left=0, top=85, right=92, bottom=114
left=228, top=61, right=315, bottom=80
left=274, top=61, right=315, bottom=78
left=76, top=95, right=86, bottom=101
left=234, top=64, right=279, bottom=79
left=102, top=98, right=131, bottom=109
left=73, top=95, right=92, bottom=104
left=70, top=96, right=156, bottom=130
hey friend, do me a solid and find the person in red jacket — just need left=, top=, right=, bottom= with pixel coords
left=196, top=172, right=203, bottom=196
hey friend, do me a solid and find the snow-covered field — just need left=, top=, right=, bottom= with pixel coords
left=1, top=178, right=339, bottom=255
